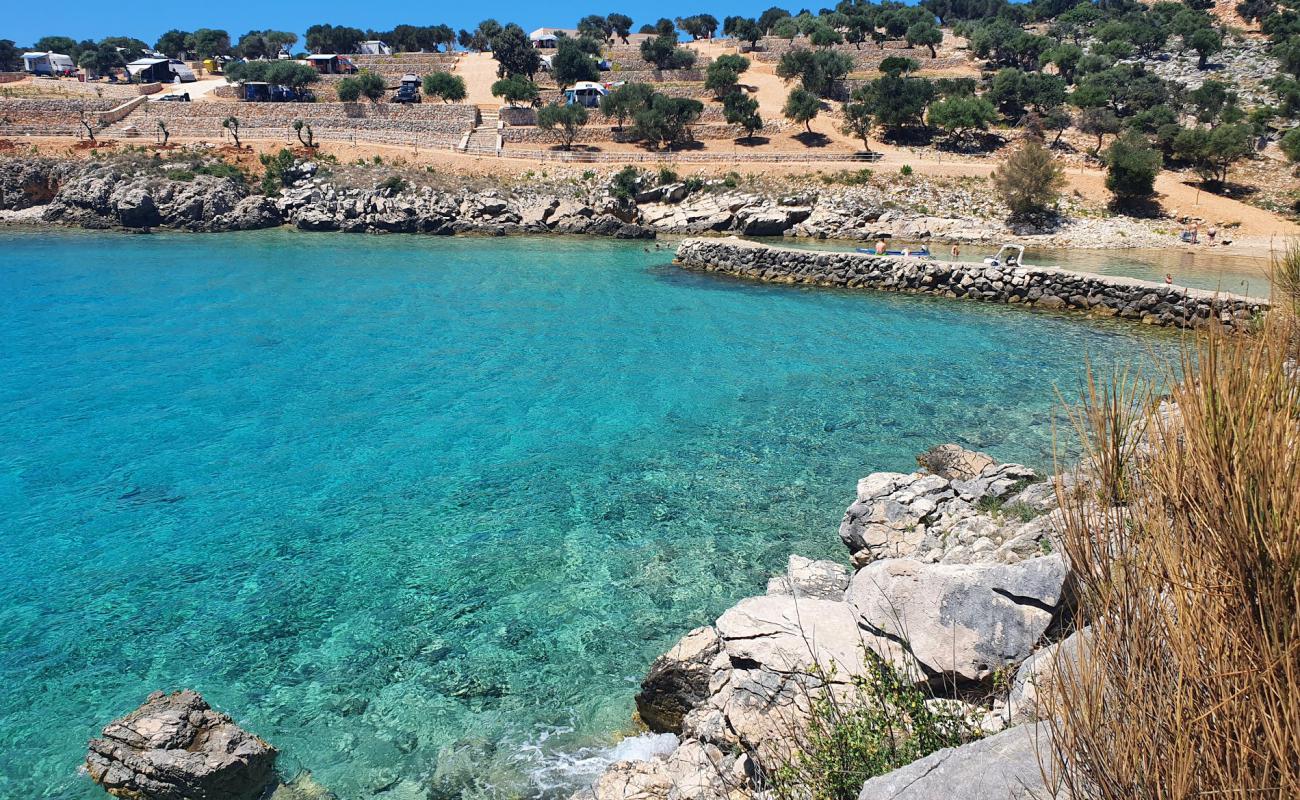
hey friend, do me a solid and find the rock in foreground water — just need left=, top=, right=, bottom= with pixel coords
left=85, top=690, right=278, bottom=800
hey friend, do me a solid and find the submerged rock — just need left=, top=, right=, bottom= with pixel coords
left=85, top=690, right=278, bottom=800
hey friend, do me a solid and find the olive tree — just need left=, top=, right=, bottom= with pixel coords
left=538, top=103, right=588, bottom=149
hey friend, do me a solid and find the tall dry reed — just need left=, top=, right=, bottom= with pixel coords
left=1047, top=251, right=1300, bottom=798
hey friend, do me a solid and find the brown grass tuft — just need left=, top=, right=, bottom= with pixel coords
left=1047, top=267, right=1300, bottom=798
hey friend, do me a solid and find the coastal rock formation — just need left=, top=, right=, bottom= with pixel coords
left=847, top=555, right=1069, bottom=684
left=674, top=237, right=1267, bottom=329
left=856, top=721, right=1061, bottom=800
left=584, top=445, right=1082, bottom=800
left=0, top=156, right=79, bottom=209
left=42, top=165, right=262, bottom=232
left=272, top=181, right=654, bottom=238
left=85, top=690, right=278, bottom=800
left=840, top=446, right=1057, bottom=566
left=636, top=627, right=722, bottom=735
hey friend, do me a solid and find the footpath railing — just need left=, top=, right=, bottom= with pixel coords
left=483, top=147, right=885, bottom=164
left=0, top=124, right=886, bottom=166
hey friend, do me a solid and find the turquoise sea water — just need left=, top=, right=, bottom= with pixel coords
left=0, top=230, right=1174, bottom=800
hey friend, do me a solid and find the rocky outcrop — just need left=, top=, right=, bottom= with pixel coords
left=582, top=445, right=1081, bottom=800
left=41, top=165, right=271, bottom=232
left=856, top=721, right=1062, bottom=800
left=1008, top=627, right=1091, bottom=724
left=848, top=555, right=1069, bottom=684
left=840, top=445, right=1058, bottom=566
left=271, top=182, right=654, bottom=238
left=637, top=627, right=722, bottom=735
left=0, top=157, right=79, bottom=209
left=85, top=690, right=278, bottom=800
left=674, top=237, right=1268, bottom=329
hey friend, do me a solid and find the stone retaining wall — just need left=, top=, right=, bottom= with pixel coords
left=0, top=73, right=23, bottom=84
left=608, top=68, right=705, bottom=82
left=346, top=53, right=457, bottom=80
left=0, top=98, right=128, bottom=134
left=123, top=101, right=477, bottom=139
left=674, top=237, right=1268, bottom=328
left=502, top=122, right=765, bottom=144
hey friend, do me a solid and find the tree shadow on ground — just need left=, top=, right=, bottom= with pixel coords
left=547, top=144, right=604, bottom=153
left=879, top=127, right=935, bottom=147
left=1181, top=180, right=1259, bottom=199
left=1108, top=197, right=1164, bottom=218
left=735, top=136, right=771, bottom=147
left=794, top=131, right=831, bottom=147
left=933, top=132, right=1006, bottom=155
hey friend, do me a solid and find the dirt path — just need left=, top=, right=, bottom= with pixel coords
left=454, top=52, right=502, bottom=107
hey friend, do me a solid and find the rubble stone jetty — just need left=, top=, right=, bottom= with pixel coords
left=675, top=237, right=1267, bottom=329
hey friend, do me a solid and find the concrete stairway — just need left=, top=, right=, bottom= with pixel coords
left=462, top=107, right=501, bottom=155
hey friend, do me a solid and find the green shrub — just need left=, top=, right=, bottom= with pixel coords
left=769, top=657, right=980, bottom=800
left=378, top=175, right=408, bottom=193
left=164, top=168, right=195, bottom=181
left=900, top=164, right=913, bottom=176
left=610, top=166, right=641, bottom=199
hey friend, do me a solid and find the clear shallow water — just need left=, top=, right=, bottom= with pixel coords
left=0, top=230, right=1175, bottom=800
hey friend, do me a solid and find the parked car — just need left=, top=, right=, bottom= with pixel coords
left=392, top=83, right=422, bottom=104
left=158, top=92, right=190, bottom=102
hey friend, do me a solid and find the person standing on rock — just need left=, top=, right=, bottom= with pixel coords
left=951, top=244, right=960, bottom=260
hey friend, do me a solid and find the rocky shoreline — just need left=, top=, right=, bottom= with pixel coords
left=0, top=155, right=1205, bottom=250
left=80, top=444, right=1083, bottom=800
left=579, top=443, right=1079, bottom=800
left=674, top=236, right=1268, bottom=329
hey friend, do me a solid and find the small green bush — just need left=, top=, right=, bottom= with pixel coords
left=378, top=175, right=408, bottom=193
left=610, top=166, right=641, bottom=200
left=164, top=169, right=195, bottom=181
left=900, top=164, right=913, bottom=176
left=769, top=656, right=980, bottom=800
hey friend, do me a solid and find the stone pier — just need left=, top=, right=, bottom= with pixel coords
left=674, top=237, right=1268, bottom=328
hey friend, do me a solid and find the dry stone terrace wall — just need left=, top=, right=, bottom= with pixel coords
left=675, top=237, right=1268, bottom=328
left=0, top=98, right=130, bottom=134
left=1, top=80, right=162, bottom=99
left=502, top=121, right=774, bottom=144
left=123, top=101, right=478, bottom=141
left=346, top=54, right=457, bottom=81
left=750, top=38, right=968, bottom=71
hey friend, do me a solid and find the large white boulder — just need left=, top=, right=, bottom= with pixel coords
left=847, top=556, right=1069, bottom=683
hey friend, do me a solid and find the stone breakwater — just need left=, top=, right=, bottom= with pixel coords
left=675, top=236, right=1268, bottom=328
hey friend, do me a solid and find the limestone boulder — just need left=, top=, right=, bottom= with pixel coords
left=115, top=186, right=161, bottom=228
left=85, top=690, right=278, bottom=800
left=1008, top=627, right=1091, bottom=723
left=847, top=556, right=1069, bottom=683
left=636, top=626, right=722, bottom=734
left=916, top=444, right=995, bottom=481
left=857, top=722, right=1062, bottom=800
left=765, top=554, right=850, bottom=600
